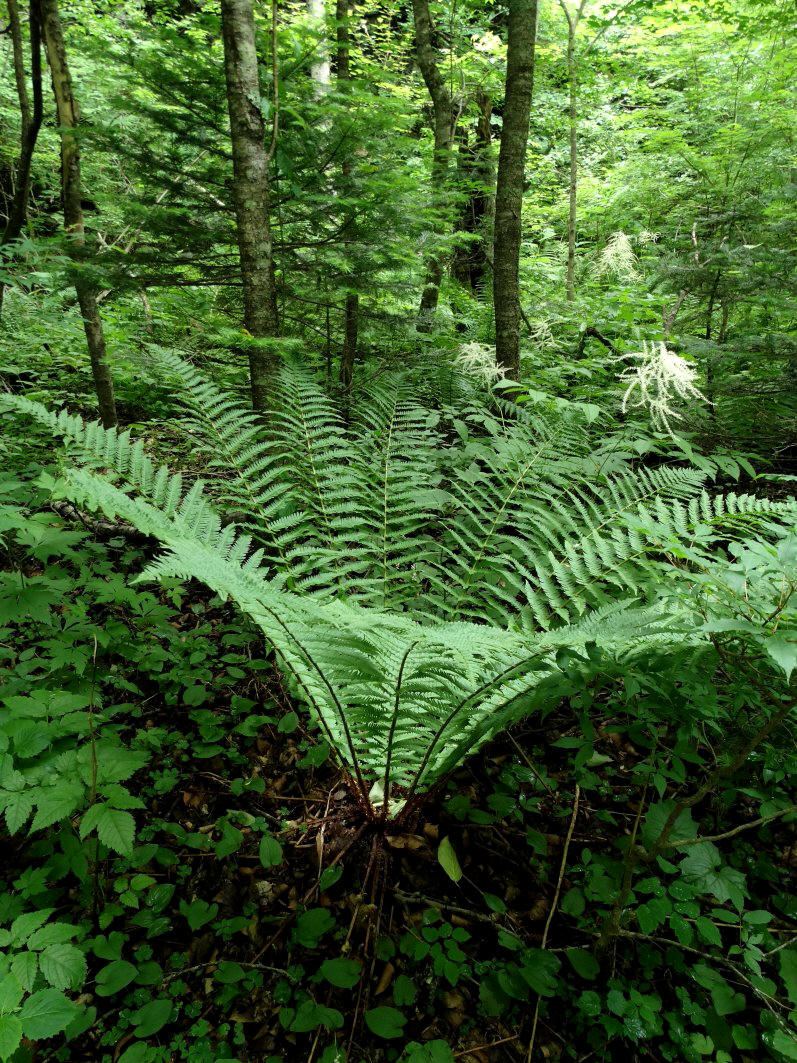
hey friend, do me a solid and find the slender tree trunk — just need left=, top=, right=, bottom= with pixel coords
left=308, top=0, right=330, bottom=99
left=1, top=0, right=44, bottom=316
left=411, top=0, right=456, bottom=329
left=336, top=0, right=358, bottom=395
left=220, top=0, right=279, bottom=411
left=452, top=91, right=493, bottom=296
left=39, top=0, right=117, bottom=426
left=562, top=5, right=578, bottom=301
left=4, top=0, right=43, bottom=244
left=493, top=0, right=538, bottom=378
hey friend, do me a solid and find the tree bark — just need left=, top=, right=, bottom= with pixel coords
left=411, top=0, right=457, bottom=328
left=39, top=0, right=117, bottom=427
left=3, top=0, right=43, bottom=246
left=336, top=0, right=358, bottom=396
left=308, top=0, right=330, bottom=99
left=220, top=0, right=280, bottom=411
left=558, top=0, right=585, bottom=302
left=493, top=0, right=538, bottom=378
left=452, top=91, right=493, bottom=296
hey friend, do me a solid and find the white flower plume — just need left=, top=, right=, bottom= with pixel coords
left=455, top=342, right=506, bottom=385
left=619, top=340, right=708, bottom=435
left=596, top=231, right=639, bottom=281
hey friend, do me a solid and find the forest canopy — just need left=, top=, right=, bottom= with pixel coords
left=0, top=0, right=795, bottom=1061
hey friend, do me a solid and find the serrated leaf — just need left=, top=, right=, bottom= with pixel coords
left=19, top=988, right=79, bottom=1039
left=695, top=916, right=722, bottom=946
left=0, top=973, right=23, bottom=1012
left=38, top=944, right=87, bottom=991
left=4, top=791, right=34, bottom=834
left=80, top=804, right=135, bottom=855
left=0, top=1014, right=23, bottom=1062
left=11, top=909, right=54, bottom=945
left=11, top=952, right=38, bottom=992
left=31, top=782, right=84, bottom=832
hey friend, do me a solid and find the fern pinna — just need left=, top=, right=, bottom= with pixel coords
left=4, top=355, right=794, bottom=819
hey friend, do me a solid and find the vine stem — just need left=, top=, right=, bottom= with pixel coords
left=526, top=784, right=580, bottom=1062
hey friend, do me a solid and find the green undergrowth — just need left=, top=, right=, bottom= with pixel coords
left=0, top=464, right=795, bottom=1062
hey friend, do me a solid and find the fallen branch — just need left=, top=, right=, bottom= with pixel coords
left=50, top=500, right=152, bottom=543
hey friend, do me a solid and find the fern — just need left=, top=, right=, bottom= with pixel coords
left=4, top=361, right=795, bottom=819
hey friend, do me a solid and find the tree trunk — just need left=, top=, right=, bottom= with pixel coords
left=411, top=0, right=456, bottom=329
left=452, top=91, right=493, bottom=296
left=39, top=0, right=117, bottom=427
left=2, top=0, right=44, bottom=317
left=563, top=6, right=577, bottom=301
left=493, top=0, right=538, bottom=378
left=336, top=0, right=358, bottom=396
left=3, top=0, right=43, bottom=246
left=220, top=0, right=279, bottom=411
left=308, top=0, right=330, bottom=99
left=558, top=0, right=585, bottom=302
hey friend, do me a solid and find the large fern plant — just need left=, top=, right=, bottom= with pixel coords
left=4, top=353, right=793, bottom=820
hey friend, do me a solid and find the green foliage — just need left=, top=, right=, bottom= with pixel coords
left=3, top=357, right=795, bottom=825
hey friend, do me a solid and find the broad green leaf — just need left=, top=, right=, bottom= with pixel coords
left=779, top=947, right=797, bottom=1007
left=0, top=1014, right=22, bottom=1063
left=4, top=791, right=34, bottom=835
left=566, top=948, right=599, bottom=979
left=19, top=988, right=79, bottom=1039
left=214, top=961, right=245, bottom=984
left=131, top=998, right=172, bottom=1037
left=393, top=974, right=417, bottom=1006
left=288, top=1001, right=344, bottom=1033
left=38, top=944, right=87, bottom=991
left=764, top=637, right=797, bottom=680
left=520, top=950, right=561, bottom=996
left=293, top=908, right=335, bottom=948
left=178, top=899, right=218, bottom=931
left=365, top=1005, right=406, bottom=1039
left=95, top=959, right=138, bottom=997
left=31, top=783, right=85, bottom=832
left=401, top=1040, right=455, bottom=1063
left=0, top=973, right=23, bottom=1012
left=80, top=804, right=135, bottom=856
left=695, top=917, right=722, bottom=946
left=11, top=909, right=54, bottom=945
left=11, top=953, right=38, bottom=993
left=258, top=833, right=283, bottom=868
left=28, top=923, right=80, bottom=950
left=318, top=957, right=361, bottom=989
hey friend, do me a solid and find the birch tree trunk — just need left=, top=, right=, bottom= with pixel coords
left=39, top=0, right=117, bottom=427
left=308, top=0, right=330, bottom=99
left=493, top=0, right=538, bottom=378
left=411, top=0, right=456, bottom=329
left=220, top=0, right=280, bottom=411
